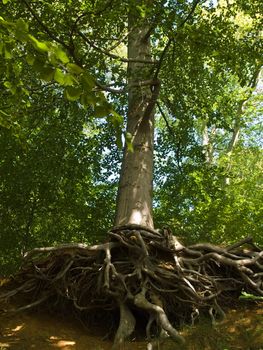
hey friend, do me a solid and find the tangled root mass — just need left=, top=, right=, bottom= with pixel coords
left=1, top=225, right=262, bottom=348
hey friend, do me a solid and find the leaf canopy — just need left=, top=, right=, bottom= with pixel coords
left=0, top=0, right=262, bottom=272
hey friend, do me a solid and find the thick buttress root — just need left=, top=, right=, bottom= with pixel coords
left=0, top=225, right=262, bottom=348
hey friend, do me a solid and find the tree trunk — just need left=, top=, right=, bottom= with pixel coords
left=201, top=119, right=215, bottom=164
left=115, top=4, right=157, bottom=229
left=225, top=67, right=261, bottom=185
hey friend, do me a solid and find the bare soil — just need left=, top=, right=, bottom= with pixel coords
left=0, top=300, right=262, bottom=350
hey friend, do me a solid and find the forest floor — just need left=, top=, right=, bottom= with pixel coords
left=0, top=297, right=262, bottom=350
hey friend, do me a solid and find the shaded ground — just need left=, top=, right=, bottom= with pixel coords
left=0, top=299, right=262, bottom=350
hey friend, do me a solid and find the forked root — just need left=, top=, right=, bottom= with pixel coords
left=134, top=288, right=185, bottom=344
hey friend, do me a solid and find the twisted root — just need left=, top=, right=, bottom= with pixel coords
left=1, top=225, right=262, bottom=349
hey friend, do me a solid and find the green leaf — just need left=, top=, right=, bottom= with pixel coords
left=54, top=47, right=69, bottom=64
left=4, top=81, right=16, bottom=94
left=63, top=74, right=77, bottom=86
left=80, top=92, right=97, bottom=108
left=116, top=130, right=122, bottom=149
left=54, top=68, right=65, bottom=85
left=212, top=50, right=220, bottom=57
left=33, top=57, right=46, bottom=72
left=67, top=63, right=83, bottom=74
left=81, top=73, right=95, bottom=90
left=39, top=66, right=55, bottom=81
left=26, top=54, right=35, bottom=65
left=0, top=16, right=13, bottom=29
left=17, top=18, right=28, bottom=31
left=111, top=110, right=123, bottom=126
left=64, top=86, right=82, bottom=101
left=28, top=35, right=49, bottom=53
left=3, top=0, right=11, bottom=4
left=4, top=47, right=12, bottom=59
left=93, top=104, right=111, bottom=118
left=108, top=111, right=124, bottom=149
left=15, top=19, right=28, bottom=40
left=239, top=292, right=263, bottom=300
left=0, top=110, right=11, bottom=129
left=13, top=62, right=22, bottom=77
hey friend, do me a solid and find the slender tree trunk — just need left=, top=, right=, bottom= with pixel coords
left=225, top=67, right=261, bottom=185
left=115, top=3, right=157, bottom=229
left=201, top=119, right=215, bottom=164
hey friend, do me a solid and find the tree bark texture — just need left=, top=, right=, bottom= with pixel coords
left=115, top=3, right=156, bottom=229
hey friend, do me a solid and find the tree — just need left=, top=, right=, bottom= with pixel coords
left=115, top=2, right=158, bottom=229
left=0, top=0, right=262, bottom=348
left=154, top=68, right=263, bottom=245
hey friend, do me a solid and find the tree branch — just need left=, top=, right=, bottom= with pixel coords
left=156, top=101, right=175, bottom=139
left=156, top=101, right=185, bottom=175
left=94, top=79, right=161, bottom=94
left=154, top=0, right=201, bottom=79
left=21, top=0, right=83, bottom=65
left=78, top=31, right=158, bottom=64
left=21, top=0, right=70, bottom=49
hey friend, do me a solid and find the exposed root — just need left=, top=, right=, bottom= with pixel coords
left=113, top=302, right=136, bottom=348
left=134, top=287, right=185, bottom=344
left=0, top=225, right=262, bottom=348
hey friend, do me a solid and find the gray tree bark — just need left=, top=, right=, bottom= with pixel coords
left=201, top=119, right=215, bottom=164
left=115, top=3, right=157, bottom=229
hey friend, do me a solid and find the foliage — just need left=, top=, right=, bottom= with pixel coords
left=0, top=0, right=262, bottom=273
left=154, top=146, right=263, bottom=245
left=240, top=292, right=263, bottom=301
left=153, top=0, right=262, bottom=245
left=0, top=81, right=120, bottom=273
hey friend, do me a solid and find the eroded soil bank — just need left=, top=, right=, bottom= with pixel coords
left=0, top=300, right=262, bottom=350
